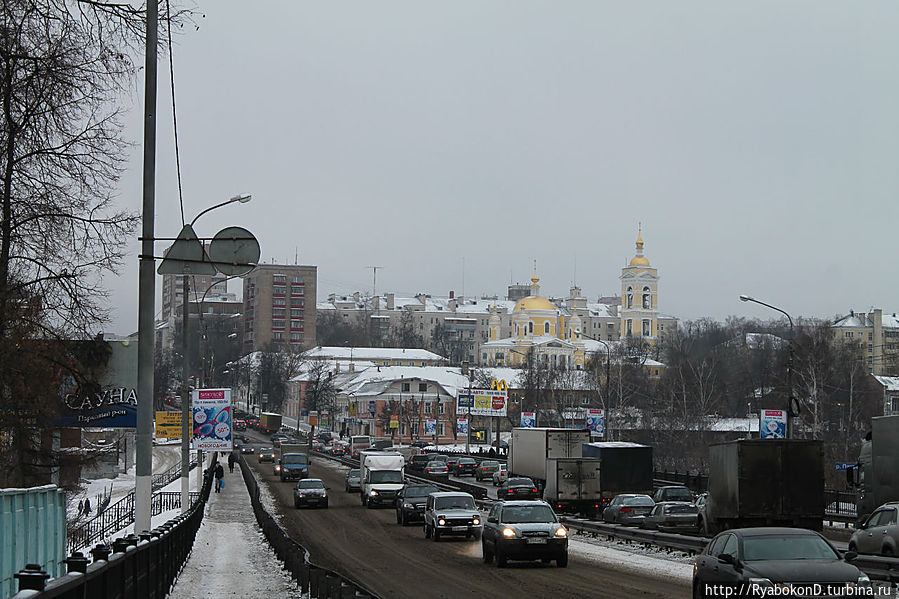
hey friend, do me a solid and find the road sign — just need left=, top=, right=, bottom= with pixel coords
left=157, top=224, right=217, bottom=275
left=835, top=462, right=856, bottom=471
left=155, top=411, right=181, bottom=438
left=207, top=226, right=260, bottom=276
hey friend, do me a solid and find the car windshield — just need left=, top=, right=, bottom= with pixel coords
left=297, top=480, right=324, bottom=489
left=742, top=535, right=839, bottom=561
left=502, top=505, right=557, bottom=524
left=508, top=478, right=533, bottom=487
left=436, top=496, right=475, bottom=510
left=283, top=455, right=307, bottom=464
left=405, top=486, right=438, bottom=498
left=481, top=461, right=499, bottom=468
left=623, top=496, right=654, bottom=506
left=665, top=504, right=697, bottom=514
left=665, top=488, right=693, bottom=501
left=260, top=447, right=273, bottom=453
left=370, top=471, right=404, bottom=484
left=348, top=469, right=360, bottom=477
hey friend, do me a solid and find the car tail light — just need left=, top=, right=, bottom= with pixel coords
left=507, top=489, right=514, bottom=494
left=531, top=489, right=538, bottom=493
left=620, top=508, right=632, bottom=513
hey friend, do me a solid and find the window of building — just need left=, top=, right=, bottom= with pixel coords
left=291, top=298, right=305, bottom=308
left=292, top=276, right=303, bottom=284
left=273, top=298, right=286, bottom=306
left=424, top=402, right=432, bottom=414
left=845, top=331, right=854, bottom=338
left=529, top=322, right=534, bottom=334
left=869, top=332, right=874, bottom=341
left=291, top=309, right=303, bottom=318
left=439, top=403, right=446, bottom=415
left=401, top=382, right=410, bottom=392
left=273, top=332, right=284, bottom=340
left=642, top=320, right=651, bottom=337
left=273, top=274, right=286, bottom=283
left=418, top=383, right=427, bottom=392
left=290, top=320, right=303, bottom=330
left=291, top=285, right=304, bottom=296
left=626, top=319, right=633, bottom=336
left=273, top=308, right=286, bottom=317
left=869, top=344, right=874, bottom=353
left=642, top=287, right=651, bottom=309
left=626, top=287, right=633, bottom=309
left=290, top=333, right=303, bottom=343
left=438, top=423, right=445, bottom=436
left=544, top=322, right=550, bottom=334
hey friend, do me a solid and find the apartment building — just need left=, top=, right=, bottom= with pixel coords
left=833, top=308, right=899, bottom=375
left=243, top=264, right=317, bottom=352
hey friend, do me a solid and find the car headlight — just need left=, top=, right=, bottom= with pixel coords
left=473, top=517, right=480, bottom=525
left=369, top=490, right=378, bottom=496
left=322, top=493, right=327, bottom=498
left=856, top=574, right=871, bottom=587
left=438, top=518, right=446, bottom=526
left=404, top=503, right=414, bottom=509
left=748, top=578, right=773, bottom=588
left=502, top=528, right=517, bottom=538
left=555, top=527, right=567, bottom=537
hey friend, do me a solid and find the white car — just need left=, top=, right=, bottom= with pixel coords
left=492, top=463, right=508, bottom=486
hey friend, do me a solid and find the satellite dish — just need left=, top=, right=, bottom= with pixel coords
left=208, top=226, right=260, bottom=276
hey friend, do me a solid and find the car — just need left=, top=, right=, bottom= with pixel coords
left=849, top=501, right=899, bottom=556
left=234, top=419, right=246, bottom=431
left=482, top=500, right=568, bottom=568
left=423, top=491, right=481, bottom=541
left=641, top=501, right=699, bottom=531
left=294, top=478, right=329, bottom=509
left=345, top=468, right=362, bottom=493
left=693, top=527, right=869, bottom=598
left=278, top=452, right=309, bottom=482
left=425, top=461, right=450, bottom=478
left=455, top=457, right=478, bottom=477
left=408, top=454, right=434, bottom=472
left=395, top=483, right=440, bottom=525
left=257, top=447, right=276, bottom=463
left=492, top=464, right=508, bottom=486
left=271, top=433, right=289, bottom=445
left=652, top=485, right=694, bottom=503
left=410, top=441, right=432, bottom=449
left=239, top=444, right=255, bottom=454
left=427, top=454, right=449, bottom=465
left=475, top=460, right=500, bottom=482
left=445, top=456, right=462, bottom=471
left=602, top=494, right=655, bottom=525
left=312, top=440, right=325, bottom=452
left=498, top=478, right=540, bottom=500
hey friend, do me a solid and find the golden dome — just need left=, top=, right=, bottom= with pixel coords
left=628, top=224, right=650, bottom=266
left=513, top=296, right=556, bottom=312
left=629, top=255, right=650, bottom=266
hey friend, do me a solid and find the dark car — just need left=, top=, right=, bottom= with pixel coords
left=693, top=528, right=869, bottom=598
left=849, top=501, right=899, bottom=556
left=257, top=447, right=276, bottom=463
left=602, top=494, right=654, bottom=525
left=652, top=485, right=693, bottom=503
left=445, top=456, right=462, bottom=471
left=641, top=502, right=699, bottom=531
left=396, top=483, right=440, bottom=525
left=239, top=444, right=255, bottom=454
left=345, top=468, right=361, bottom=493
left=482, top=500, right=568, bottom=568
left=234, top=419, right=246, bottom=431
left=294, top=478, right=329, bottom=509
left=408, top=454, right=434, bottom=472
left=423, top=492, right=481, bottom=541
left=498, top=478, right=540, bottom=500
left=455, top=458, right=478, bottom=477
left=410, top=441, right=432, bottom=449
left=425, top=461, right=450, bottom=478
left=475, top=460, right=500, bottom=482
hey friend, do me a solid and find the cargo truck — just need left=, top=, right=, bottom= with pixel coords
left=360, top=450, right=405, bottom=508
left=848, top=415, right=899, bottom=524
left=700, top=439, right=824, bottom=535
left=259, top=412, right=282, bottom=434
left=508, top=427, right=591, bottom=484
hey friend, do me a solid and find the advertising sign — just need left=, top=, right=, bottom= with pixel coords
left=425, top=419, right=436, bottom=435
left=56, top=339, right=139, bottom=428
left=155, top=411, right=181, bottom=438
left=320, top=412, right=330, bottom=430
left=368, top=400, right=376, bottom=417
left=191, top=388, right=232, bottom=451
left=389, top=414, right=399, bottom=429
left=456, top=418, right=468, bottom=434
left=520, top=412, right=536, bottom=428
left=760, top=409, right=787, bottom=439
left=456, top=389, right=508, bottom=417
left=586, top=409, right=605, bottom=438
left=309, top=411, right=318, bottom=426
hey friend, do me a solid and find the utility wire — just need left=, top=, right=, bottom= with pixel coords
left=165, top=0, right=186, bottom=225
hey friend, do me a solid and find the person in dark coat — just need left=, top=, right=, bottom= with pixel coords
left=214, top=462, right=225, bottom=493
left=227, top=451, right=236, bottom=473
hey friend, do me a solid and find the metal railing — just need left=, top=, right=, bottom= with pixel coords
left=11, top=462, right=215, bottom=599
left=66, top=456, right=199, bottom=554
left=238, top=453, right=381, bottom=598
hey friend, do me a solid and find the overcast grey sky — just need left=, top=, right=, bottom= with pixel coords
left=106, top=1, right=899, bottom=334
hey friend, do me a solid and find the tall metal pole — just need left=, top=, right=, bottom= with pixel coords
left=134, top=0, right=158, bottom=534
left=181, top=274, right=191, bottom=512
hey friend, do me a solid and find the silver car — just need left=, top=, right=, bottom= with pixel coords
left=602, top=494, right=655, bottom=525
left=641, top=501, right=699, bottom=531
left=849, top=502, right=898, bottom=556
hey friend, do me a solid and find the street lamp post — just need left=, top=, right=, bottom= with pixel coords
left=739, top=294, right=797, bottom=439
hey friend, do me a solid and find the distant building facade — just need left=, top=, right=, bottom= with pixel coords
left=833, top=309, right=899, bottom=375
left=243, top=264, right=317, bottom=352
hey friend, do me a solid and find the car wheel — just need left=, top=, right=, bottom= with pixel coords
left=883, top=546, right=894, bottom=557
left=496, top=546, right=507, bottom=568
left=556, top=553, right=568, bottom=568
left=323, top=501, right=328, bottom=509
left=433, top=527, right=441, bottom=542
left=294, top=499, right=300, bottom=508
left=482, top=541, right=493, bottom=564
left=473, top=529, right=482, bottom=540
left=693, top=580, right=705, bottom=599
left=361, top=494, right=366, bottom=507
left=424, top=524, right=431, bottom=539
left=848, top=542, right=857, bottom=553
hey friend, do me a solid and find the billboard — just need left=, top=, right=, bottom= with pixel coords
left=155, top=411, right=181, bottom=438
left=760, top=409, right=787, bottom=439
left=425, top=419, right=436, bottom=435
left=191, top=388, right=232, bottom=451
left=456, top=389, right=508, bottom=417
left=520, top=412, right=536, bottom=428
left=56, top=339, right=138, bottom=428
left=586, top=409, right=605, bottom=437
left=456, top=418, right=468, bottom=434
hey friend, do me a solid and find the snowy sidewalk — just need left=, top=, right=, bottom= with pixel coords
left=168, top=457, right=302, bottom=599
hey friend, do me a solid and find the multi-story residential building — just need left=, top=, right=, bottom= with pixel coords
left=833, top=309, right=899, bottom=375
left=243, top=264, right=317, bottom=352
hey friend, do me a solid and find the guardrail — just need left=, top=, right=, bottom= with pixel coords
left=10, top=461, right=215, bottom=599
left=238, top=453, right=381, bottom=598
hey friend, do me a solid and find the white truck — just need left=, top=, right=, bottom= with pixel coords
left=360, top=450, right=406, bottom=508
left=508, top=427, right=592, bottom=484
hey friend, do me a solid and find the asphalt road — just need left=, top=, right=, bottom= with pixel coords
left=246, top=448, right=690, bottom=599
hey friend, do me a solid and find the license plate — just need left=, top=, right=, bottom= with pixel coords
left=452, top=526, right=467, bottom=532
left=526, top=537, right=547, bottom=544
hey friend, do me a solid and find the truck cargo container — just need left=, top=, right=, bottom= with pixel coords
left=259, top=412, right=282, bottom=434
left=508, top=428, right=591, bottom=484
left=848, top=415, right=899, bottom=524
left=701, top=439, right=824, bottom=535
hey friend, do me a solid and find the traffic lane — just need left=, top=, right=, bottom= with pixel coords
left=251, top=457, right=689, bottom=599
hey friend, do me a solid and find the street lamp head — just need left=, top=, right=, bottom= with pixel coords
left=231, top=193, right=252, bottom=204
left=739, top=295, right=753, bottom=303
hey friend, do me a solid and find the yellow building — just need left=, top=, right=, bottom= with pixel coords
left=620, top=226, right=659, bottom=342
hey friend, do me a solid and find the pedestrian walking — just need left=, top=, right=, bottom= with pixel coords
left=227, top=452, right=236, bottom=473
left=214, top=462, right=224, bottom=493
